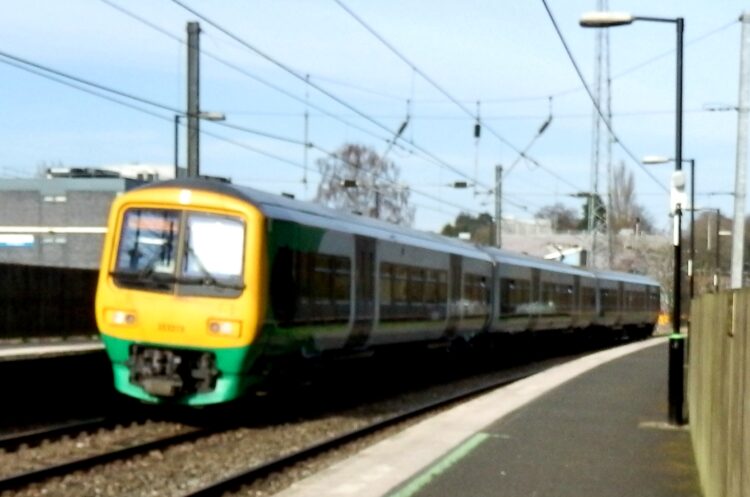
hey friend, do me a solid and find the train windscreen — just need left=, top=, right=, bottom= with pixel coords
left=112, top=208, right=245, bottom=296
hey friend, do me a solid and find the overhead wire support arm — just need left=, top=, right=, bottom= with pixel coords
left=169, top=0, right=491, bottom=192
left=334, top=0, right=588, bottom=196
left=170, top=0, right=405, bottom=143
left=334, top=0, right=530, bottom=156
left=101, top=0, right=416, bottom=157
left=381, top=101, right=410, bottom=161
left=503, top=98, right=554, bottom=179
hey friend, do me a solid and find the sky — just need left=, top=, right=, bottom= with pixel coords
left=1, top=0, right=748, bottom=234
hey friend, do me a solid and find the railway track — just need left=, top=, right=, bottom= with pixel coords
left=0, top=426, right=220, bottom=493
left=0, top=417, right=108, bottom=451
left=0, top=346, right=593, bottom=496
left=178, top=368, right=536, bottom=497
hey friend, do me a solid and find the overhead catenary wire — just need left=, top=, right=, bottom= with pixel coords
left=171, top=0, right=547, bottom=212
left=0, top=50, right=181, bottom=116
left=0, top=43, right=509, bottom=222
left=0, top=56, right=172, bottom=123
left=0, top=49, right=319, bottom=150
left=268, top=16, right=736, bottom=108
left=168, top=0, right=492, bottom=192
left=539, top=0, right=669, bottom=194
left=0, top=47, right=321, bottom=175
left=332, top=0, right=587, bottom=195
left=98, top=0, right=403, bottom=151
left=7, top=1, right=546, bottom=219
left=408, top=17, right=739, bottom=105
left=100, top=0, right=457, bottom=187
left=102, top=0, right=495, bottom=193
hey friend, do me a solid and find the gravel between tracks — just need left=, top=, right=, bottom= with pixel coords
left=2, top=356, right=557, bottom=497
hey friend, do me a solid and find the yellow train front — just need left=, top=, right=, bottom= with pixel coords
left=96, top=179, right=268, bottom=405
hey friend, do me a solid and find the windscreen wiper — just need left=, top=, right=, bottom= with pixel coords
left=182, top=242, right=245, bottom=290
left=173, top=275, right=245, bottom=290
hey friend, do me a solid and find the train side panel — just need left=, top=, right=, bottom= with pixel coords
left=370, top=240, right=451, bottom=346
left=266, top=217, right=355, bottom=354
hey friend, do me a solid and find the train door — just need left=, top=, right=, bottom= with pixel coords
left=346, top=235, right=375, bottom=349
left=573, top=275, right=581, bottom=322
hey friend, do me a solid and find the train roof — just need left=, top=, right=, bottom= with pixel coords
left=135, top=178, right=493, bottom=262
left=591, top=269, right=661, bottom=287
left=482, top=246, right=596, bottom=277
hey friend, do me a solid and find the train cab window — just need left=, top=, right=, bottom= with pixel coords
left=116, top=209, right=180, bottom=276
left=113, top=209, right=245, bottom=297
left=183, top=213, right=244, bottom=283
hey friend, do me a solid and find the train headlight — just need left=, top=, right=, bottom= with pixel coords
left=105, top=309, right=137, bottom=326
left=207, top=319, right=241, bottom=338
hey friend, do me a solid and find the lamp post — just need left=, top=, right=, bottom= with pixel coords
left=581, top=11, right=686, bottom=426
left=642, top=156, right=695, bottom=300
left=174, top=111, right=226, bottom=179
left=696, top=207, right=730, bottom=292
left=704, top=208, right=723, bottom=292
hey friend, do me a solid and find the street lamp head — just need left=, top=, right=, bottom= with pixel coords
left=198, top=111, right=226, bottom=121
left=579, top=11, right=634, bottom=27
left=642, top=155, right=672, bottom=165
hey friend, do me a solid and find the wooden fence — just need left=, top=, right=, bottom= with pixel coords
left=0, top=263, right=98, bottom=339
left=689, top=290, right=750, bottom=497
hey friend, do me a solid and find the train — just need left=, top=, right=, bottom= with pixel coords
left=95, top=177, right=661, bottom=406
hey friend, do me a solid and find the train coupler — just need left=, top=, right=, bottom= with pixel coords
left=127, top=345, right=219, bottom=397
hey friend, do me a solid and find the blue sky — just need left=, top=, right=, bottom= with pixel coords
left=1, top=1, right=747, bottom=233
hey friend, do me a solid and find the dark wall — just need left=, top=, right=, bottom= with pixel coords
left=0, top=263, right=98, bottom=339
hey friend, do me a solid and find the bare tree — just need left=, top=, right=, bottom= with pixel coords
left=610, top=162, right=654, bottom=233
left=315, top=144, right=414, bottom=226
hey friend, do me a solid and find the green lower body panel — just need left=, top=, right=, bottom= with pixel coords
left=101, top=335, right=263, bottom=406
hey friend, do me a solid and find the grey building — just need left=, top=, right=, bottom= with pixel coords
left=0, top=172, right=145, bottom=268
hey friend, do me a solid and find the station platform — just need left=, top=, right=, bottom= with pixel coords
left=0, top=337, right=103, bottom=361
left=276, top=337, right=702, bottom=497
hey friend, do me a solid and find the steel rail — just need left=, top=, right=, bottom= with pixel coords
left=0, top=427, right=219, bottom=492
left=0, top=417, right=108, bottom=451
left=180, top=369, right=537, bottom=497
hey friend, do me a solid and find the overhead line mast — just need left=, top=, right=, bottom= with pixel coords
left=588, top=0, right=612, bottom=268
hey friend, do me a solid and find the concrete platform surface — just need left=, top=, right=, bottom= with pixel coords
left=276, top=338, right=702, bottom=497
